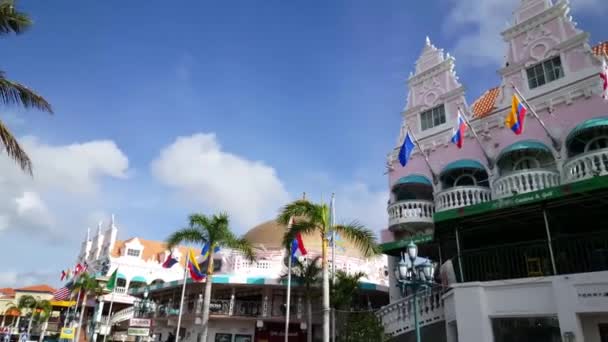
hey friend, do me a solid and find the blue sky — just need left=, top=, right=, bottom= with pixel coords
left=1, top=0, right=606, bottom=287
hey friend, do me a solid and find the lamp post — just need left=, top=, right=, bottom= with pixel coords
left=394, top=241, right=437, bottom=342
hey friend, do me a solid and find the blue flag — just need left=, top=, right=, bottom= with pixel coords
left=398, top=133, right=415, bottom=167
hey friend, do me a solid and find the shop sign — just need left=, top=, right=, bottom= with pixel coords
left=127, top=328, right=150, bottom=336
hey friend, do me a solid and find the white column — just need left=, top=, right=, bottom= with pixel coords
left=552, top=279, right=584, bottom=342
left=229, top=288, right=235, bottom=317
left=452, top=285, right=493, bottom=342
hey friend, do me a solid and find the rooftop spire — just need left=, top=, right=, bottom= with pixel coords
left=98, top=221, right=102, bottom=235
left=425, top=36, right=431, bottom=46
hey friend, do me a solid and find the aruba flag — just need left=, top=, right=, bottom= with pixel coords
left=505, top=95, right=527, bottom=135
left=451, top=110, right=467, bottom=148
left=188, top=249, right=206, bottom=282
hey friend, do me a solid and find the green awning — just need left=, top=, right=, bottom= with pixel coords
left=131, top=275, right=146, bottom=283
left=441, top=159, right=486, bottom=174
left=497, top=140, right=551, bottom=160
left=394, top=174, right=432, bottom=186
left=117, top=273, right=127, bottom=279
left=566, top=117, right=608, bottom=144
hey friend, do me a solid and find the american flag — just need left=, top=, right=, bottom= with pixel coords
left=53, top=287, right=70, bottom=301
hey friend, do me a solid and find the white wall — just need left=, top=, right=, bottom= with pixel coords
left=581, top=314, right=608, bottom=342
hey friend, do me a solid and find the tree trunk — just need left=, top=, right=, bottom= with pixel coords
left=306, top=297, right=312, bottom=342
left=75, top=293, right=88, bottom=342
left=26, top=309, right=34, bottom=337
left=14, top=316, right=20, bottom=334
left=322, top=237, right=329, bottom=342
left=38, top=319, right=48, bottom=342
left=2, top=313, right=6, bottom=327
left=200, top=251, right=214, bottom=342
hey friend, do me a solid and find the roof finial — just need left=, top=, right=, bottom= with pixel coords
left=87, top=227, right=91, bottom=241
left=425, top=36, right=431, bottom=46
left=302, top=192, right=306, bottom=200
left=98, top=221, right=102, bottom=234
left=111, top=214, right=115, bottom=227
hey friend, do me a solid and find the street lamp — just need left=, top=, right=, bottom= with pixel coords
left=134, top=288, right=156, bottom=318
left=395, top=241, right=437, bottom=342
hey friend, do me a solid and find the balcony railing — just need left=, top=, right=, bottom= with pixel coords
left=563, top=149, right=608, bottom=183
left=493, top=169, right=560, bottom=199
left=376, top=287, right=444, bottom=338
left=388, top=200, right=435, bottom=227
left=435, top=186, right=492, bottom=212
left=155, top=299, right=262, bottom=318
left=454, top=231, right=608, bottom=283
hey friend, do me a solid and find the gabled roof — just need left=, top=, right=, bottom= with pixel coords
left=470, top=41, right=606, bottom=119
left=15, top=284, right=55, bottom=294
left=0, top=288, right=15, bottom=297
left=112, top=238, right=194, bottom=266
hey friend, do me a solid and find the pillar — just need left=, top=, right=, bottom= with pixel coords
left=553, top=278, right=584, bottom=342
left=229, top=288, right=235, bottom=316
left=452, top=285, right=493, bottom=342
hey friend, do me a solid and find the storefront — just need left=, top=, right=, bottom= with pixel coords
left=254, top=323, right=304, bottom=342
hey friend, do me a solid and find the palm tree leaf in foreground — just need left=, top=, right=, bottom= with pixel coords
left=0, top=0, right=31, bottom=35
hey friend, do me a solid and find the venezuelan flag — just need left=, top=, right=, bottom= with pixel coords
left=188, top=249, right=206, bottom=282
left=505, top=95, right=527, bottom=135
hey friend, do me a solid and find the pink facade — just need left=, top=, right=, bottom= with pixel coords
left=383, top=0, right=608, bottom=243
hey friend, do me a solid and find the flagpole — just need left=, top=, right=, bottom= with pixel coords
left=511, top=85, right=561, bottom=151
left=457, top=106, right=495, bottom=169
left=175, top=254, right=189, bottom=342
left=284, top=217, right=295, bottom=342
left=405, top=124, right=439, bottom=184
left=330, top=193, right=336, bottom=342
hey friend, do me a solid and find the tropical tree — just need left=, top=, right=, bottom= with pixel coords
left=280, top=256, right=322, bottom=342
left=71, top=273, right=103, bottom=342
left=331, top=270, right=365, bottom=311
left=278, top=199, right=379, bottom=342
left=4, top=304, right=20, bottom=330
left=166, top=213, right=256, bottom=342
left=17, top=295, right=36, bottom=335
left=0, top=0, right=53, bottom=174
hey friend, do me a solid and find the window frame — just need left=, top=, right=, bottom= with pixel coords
left=526, top=56, right=564, bottom=90
left=127, top=248, right=141, bottom=257
left=419, top=104, right=447, bottom=131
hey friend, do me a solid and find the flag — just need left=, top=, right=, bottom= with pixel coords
left=451, top=110, right=467, bottom=148
left=60, top=270, right=67, bottom=281
left=106, top=269, right=118, bottom=291
left=200, top=243, right=221, bottom=263
left=601, top=57, right=608, bottom=100
left=188, top=249, right=206, bottom=282
left=53, top=287, right=70, bottom=301
left=398, top=133, right=415, bottom=167
left=74, top=263, right=84, bottom=275
left=291, top=232, right=308, bottom=261
left=505, top=94, right=527, bottom=135
left=162, top=254, right=178, bottom=269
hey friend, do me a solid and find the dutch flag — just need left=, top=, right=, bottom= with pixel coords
left=289, top=218, right=308, bottom=261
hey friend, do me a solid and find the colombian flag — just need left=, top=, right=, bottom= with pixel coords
left=188, top=249, right=206, bottom=282
left=505, top=95, right=527, bottom=135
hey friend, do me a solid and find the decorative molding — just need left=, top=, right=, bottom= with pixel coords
left=502, top=1, right=569, bottom=41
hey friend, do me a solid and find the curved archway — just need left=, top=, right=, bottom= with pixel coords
left=566, top=116, right=608, bottom=157
left=496, top=140, right=556, bottom=175
left=439, top=159, right=489, bottom=189
left=391, top=174, right=434, bottom=202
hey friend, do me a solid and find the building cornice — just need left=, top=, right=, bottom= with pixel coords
left=501, top=0, right=569, bottom=41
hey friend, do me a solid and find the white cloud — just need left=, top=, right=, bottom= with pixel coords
left=0, top=271, right=56, bottom=288
left=333, top=183, right=388, bottom=234
left=0, top=137, right=129, bottom=236
left=151, top=133, right=290, bottom=230
left=444, top=0, right=607, bottom=67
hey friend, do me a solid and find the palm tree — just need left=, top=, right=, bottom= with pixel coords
left=17, top=295, right=36, bottom=336
left=71, top=273, right=103, bottom=342
left=32, top=300, right=52, bottom=342
left=3, top=305, right=20, bottom=330
left=166, top=213, right=256, bottom=342
left=278, top=199, right=379, bottom=342
left=331, top=271, right=365, bottom=312
left=280, top=256, right=322, bottom=342
left=0, top=0, right=53, bottom=174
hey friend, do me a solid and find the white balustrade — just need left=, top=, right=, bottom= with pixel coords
left=493, top=170, right=560, bottom=199
left=563, top=149, right=608, bottom=183
left=110, top=306, right=133, bottom=325
left=435, top=186, right=492, bottom=211
left=376, top=288, right=445, bottom=339
left=387, top=200, right=435, bottom=227
left=114, top=287, right=127, bottom=294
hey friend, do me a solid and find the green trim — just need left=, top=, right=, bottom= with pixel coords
left=441, top=159, right=486, bottom=174
left=117, top=273, right=127, bottom=279
left=246, top=277, right=265, bottom=284
left=213, top=276, right=230, bottom=284
left=380, top=234, right=433, bottom=254
left=130, top=276, right=147, bottom=283
left=566, top=117, right=608, bottom=144
left=497, top=140, right=551, bottom=160
left=394, top=174, right=432, bottom=186
left=359, top=282, right=376, bottom=290
left=434, top=174, right=608, bottom=223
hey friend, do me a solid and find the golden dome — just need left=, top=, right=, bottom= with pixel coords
left=243, top=220, right=367, bottom=258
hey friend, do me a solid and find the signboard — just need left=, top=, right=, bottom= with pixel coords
left=60, top=328, right=75, bottom=340
left=127, top=328, right=150, bottom=337
left=129, top=318, right=151, bottom=327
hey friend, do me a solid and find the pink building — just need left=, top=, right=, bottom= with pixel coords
left=377, top=1, right=608, bottom=341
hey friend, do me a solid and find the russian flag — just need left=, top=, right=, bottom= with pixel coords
left=162, top=254, right=178, bottom=268
left=291, top=232, right=307, bottom=261
left=451, top=110, right=467, bottom=149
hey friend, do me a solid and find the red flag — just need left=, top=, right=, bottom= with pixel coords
left=60, top=270, right=66, bottom=281
left=601, top=58, right=607, bottom=100
left=74, top=263, right=84, bottom=275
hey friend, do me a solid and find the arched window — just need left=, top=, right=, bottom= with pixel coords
left=584, top=135, right=608, bottom=152
left=514, top=157, right=540, bottom=170
left=453, top=174, right=477, bottom=186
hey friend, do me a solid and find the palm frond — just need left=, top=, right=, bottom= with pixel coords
left=277, top=200, right=321, bottom=225
left=282, top=220, right=318, bottom=250
left=0, top=0, right=31, bottom=35
left=188, top=213, right=212, bottom=230
left=166, top=227, right=206, bottom=250
left=0, top=72, right=52, bottom=112
left=333, top=221, right=379, bottom=257
left=0, top=118, right=31, bottom=174
left=222, top=232, right=256, bottom=262
left=17, top=295, right=36, bottom=310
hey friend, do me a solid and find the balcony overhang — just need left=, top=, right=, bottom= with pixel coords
left=434, top=174, right=608, bottom=226
left=379, top=233, right=433, bottom=255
